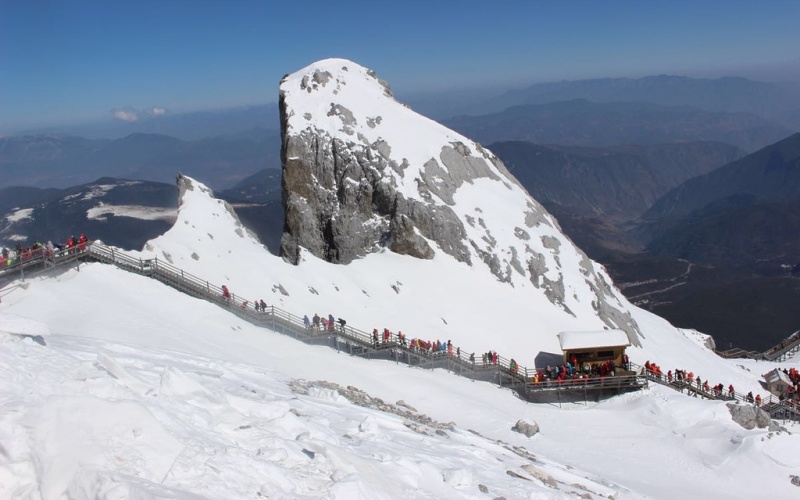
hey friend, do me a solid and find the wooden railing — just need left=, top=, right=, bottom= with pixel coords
left=9, top=240, right=799, bottom=419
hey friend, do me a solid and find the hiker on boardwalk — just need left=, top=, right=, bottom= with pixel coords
left=328, top=314, right=335, bottom=331
left=312, top=313, right=321, bottom=331
left=303, top=315, right=311, bottom=329
left=373, top=329, right=379, bottom=347
left=260, top=299, right=267, bottom=312
left=221, top=285, right=231, bottom=302
left=755, top=394, right=762, bottom=406
left=338, top=317, right=346, bottom=331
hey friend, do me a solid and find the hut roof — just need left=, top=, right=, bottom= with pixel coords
left=763, top=368, right=792, bottom=386
left=557, top=330, right=630, bottom=351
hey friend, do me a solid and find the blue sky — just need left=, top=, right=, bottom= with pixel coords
left=2, top=0, right=799, bottom=133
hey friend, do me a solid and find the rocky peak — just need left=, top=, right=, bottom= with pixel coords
left=278, top=58, right=642, bottom=343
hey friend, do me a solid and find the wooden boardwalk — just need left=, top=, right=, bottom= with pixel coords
left=3, top=241, right=797, bottom=419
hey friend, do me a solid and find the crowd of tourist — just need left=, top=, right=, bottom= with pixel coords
left=213, top=281, right=795, bottom=412
left=1, top=234, right=89, bottom=269
left=644, top=361, right=771, bottom=406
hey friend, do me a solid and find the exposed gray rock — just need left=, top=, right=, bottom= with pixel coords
left=279, top=124, right=474, bottom=265
left=727, top=402, right=779, bottom=430
left=791, top=475, right=800, bottom=487
left=511, top=419, right=540, bottom=437
left=389, top=214, right=434, bottom=259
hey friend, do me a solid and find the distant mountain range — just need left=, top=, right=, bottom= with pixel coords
left=446, top=99, right=791, bottom=152
left=0, top=131, right=281, bottom=189
left=469, top=75, right=800, bottom=130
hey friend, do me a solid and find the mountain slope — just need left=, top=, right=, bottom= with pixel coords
left=489, top=140, right=744, bottom=223
left=645, top=132, right=800, bottom=220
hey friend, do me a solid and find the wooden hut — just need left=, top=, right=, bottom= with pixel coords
left=763, top=368, right=793, bottom=397
left=557, top=330, right=630, bottom=372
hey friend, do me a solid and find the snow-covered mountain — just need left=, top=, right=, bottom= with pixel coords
left=2, top=59, right=800, bottom=498
left=278, top=58, right=642, bottom=347
left=2, top=191, right=799, bottom=497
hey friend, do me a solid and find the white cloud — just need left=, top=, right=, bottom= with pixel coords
left=148, top=107, right=167, bottom=116
left=112, top=108, right=139, bottom=122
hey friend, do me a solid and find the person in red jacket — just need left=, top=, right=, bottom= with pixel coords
left=78, top=233, right=87, bottom=251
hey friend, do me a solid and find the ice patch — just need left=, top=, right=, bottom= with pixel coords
left=6, top=208, right=33, bottom=223
left=86, top=203, right=177, bottom=221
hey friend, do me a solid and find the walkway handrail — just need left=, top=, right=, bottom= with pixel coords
left=11, top=240, right=800, bottom=418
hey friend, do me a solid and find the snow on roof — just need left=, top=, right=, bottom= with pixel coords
left=763, top=368, right=792, bottom=386
left=557, top=330, right=630, bottom=351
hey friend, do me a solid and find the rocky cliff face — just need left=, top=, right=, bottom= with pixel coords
left=278, top=58, right=642, bottom=344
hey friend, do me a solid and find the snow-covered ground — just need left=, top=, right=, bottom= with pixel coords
left=2, top=175, right=800, bottom=498
left=2, top=264, right=799, bottom=499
